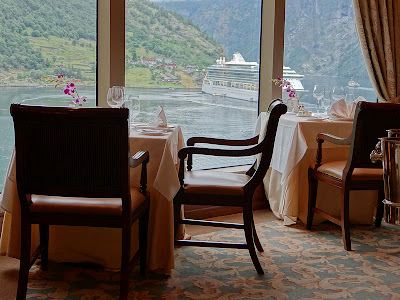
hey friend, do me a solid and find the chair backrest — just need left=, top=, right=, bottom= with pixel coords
left=250, top=99, right=287, bottom=189
left=347, top=102, right=400, bottom=170
left=11, top=104, right=130, bottom=204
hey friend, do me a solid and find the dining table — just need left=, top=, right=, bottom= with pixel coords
left=0, top=123, right=185, bottom=275
left=259, top=113, right=378, bottom=225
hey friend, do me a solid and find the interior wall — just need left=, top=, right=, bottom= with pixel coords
left=259, top=0, right=286, bottom=112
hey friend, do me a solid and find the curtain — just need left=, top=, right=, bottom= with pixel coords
left=353, top=0, right=400, bottom=103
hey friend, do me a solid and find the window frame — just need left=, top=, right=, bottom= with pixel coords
left=97, top=0, right=286, bottom=112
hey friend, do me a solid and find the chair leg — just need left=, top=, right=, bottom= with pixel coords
left=39, top=224, right=49, bottom=271
left=243, top=206, right=264, bottom=274
left=139, top=209, right=149, bottom=276
left=251, top=216, right=263, bottom=252
left=173, top=200, right=182, bottom=240
left=341, top=190, right=351, bottom=251
left=120, top=221, right=131, bottom=300
left=306, top=170, right=318, bottom=230
left=375, top=188, right=384, bottom=228
left=17, top=220, right=31, bottom=300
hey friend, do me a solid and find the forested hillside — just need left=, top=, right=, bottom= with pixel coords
left=0, top=0, right=96, bottom=83
left=158, top=0, right=368, bottom=79
left=159, top=0, right=262, bottom=62
left=0, top=0, right=224, bottom=86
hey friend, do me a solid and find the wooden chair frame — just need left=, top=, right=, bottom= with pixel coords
left=306, top=101, right=400, bottom=250
left=173, top=100, right=287, bottom=274
left=11, top=104, right=150, bottom=300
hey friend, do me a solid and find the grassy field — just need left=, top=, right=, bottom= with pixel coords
left=0, top=36, right=201, bottom=88
left=125, top=67, right=154, bottom=87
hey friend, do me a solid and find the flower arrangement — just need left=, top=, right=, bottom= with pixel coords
left=271, top=76, right=297, bottom=98
left=42, top=75, right=87, bottom=106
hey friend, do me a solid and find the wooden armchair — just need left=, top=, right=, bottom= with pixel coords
left=11, top=104, right=150, bottom=300
left=173, top=100, right=287, bottom=274
left=307, top=101, right=400, bottom=251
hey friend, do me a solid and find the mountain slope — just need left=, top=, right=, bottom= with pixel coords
left=0, top=0, right=225, bottom=86
left=159, top=0, right=262, bottom=62
left=156, top=0, right=369, bottom=78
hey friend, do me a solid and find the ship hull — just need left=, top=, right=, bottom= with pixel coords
left=202, top=84, right=258, bottom=102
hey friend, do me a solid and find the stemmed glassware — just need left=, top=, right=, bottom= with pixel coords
left=107, top=86, right=125, bottom=108
left=332, top=86, right=345, bottom=102
left=345, top=93, right=356, bottom=102
left=313, top=85, right=325, bottom=116
left=125, top=95, right=141, bottom=128
left=321, top=91, right=332, bottom=115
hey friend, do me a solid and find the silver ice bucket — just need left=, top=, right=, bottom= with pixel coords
left=371, top=136, right=400, bottom=224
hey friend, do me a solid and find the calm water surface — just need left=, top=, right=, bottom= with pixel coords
left=0, top=87, right=259, bottom=190
left=0, top=80, right=377, bottom=191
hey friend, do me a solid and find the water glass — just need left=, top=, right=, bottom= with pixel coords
left=321, top=91, right=332, bottom=115
left=107, top=86, right=125, bottom=108
left=332, top=86, right=345, bottom=102
left=313, top=85, right=325, bottom=115
left=345, top=93, right=356, bottom=102
left=125, top=95, right=140, bottom=127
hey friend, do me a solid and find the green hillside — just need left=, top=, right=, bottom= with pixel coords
left=0, top=0, right=225, bottom=86
left=157, top=0, right=369, bottom=79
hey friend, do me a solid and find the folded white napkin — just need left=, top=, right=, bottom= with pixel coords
left=149, top=105, right=167, bottom=127
left=328, top=96, right=366, bottom=119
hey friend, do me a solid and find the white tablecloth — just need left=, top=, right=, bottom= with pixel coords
left=263, top=114, right=377, bottom=225
left=0, top=125, right=185, bottom=274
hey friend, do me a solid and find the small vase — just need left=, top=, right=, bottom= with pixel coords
left=287, top=96, right=299, bottom=113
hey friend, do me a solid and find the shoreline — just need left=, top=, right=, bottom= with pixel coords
left=0, top=84, right=202, bottom=91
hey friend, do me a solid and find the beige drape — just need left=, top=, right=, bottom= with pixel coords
left=353, top=0, right=400, bottom=103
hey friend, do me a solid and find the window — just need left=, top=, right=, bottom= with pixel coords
left=284, top=0, right=376, bottom=111
left=0, top=1, right=97, bottom=190
left=124, top=0, right=262, bottom=170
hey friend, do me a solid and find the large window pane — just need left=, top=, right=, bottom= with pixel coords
left=125, top=0, right=262, bottom=169
left=0, top=1, right=97, bottom=190
left=284, top=0, right=376, bottom=112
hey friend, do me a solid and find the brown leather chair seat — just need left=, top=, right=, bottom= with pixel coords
left=30, top=187, right=146, bottom=216
left=313, top=160, right=383, bottom=181
left=11, top=104, right=150, bottom=300
left=174, top=99, right=287, bottom=275
left=307, top=101, right=400, bottom=251
left=184, top=170, right=250, bottom=196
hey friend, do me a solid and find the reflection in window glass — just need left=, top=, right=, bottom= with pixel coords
left=0, top=1, right=97, bottom=190
left=284, top=0, right=376, bottom=113
left=125, top=0, right=262, bottom=169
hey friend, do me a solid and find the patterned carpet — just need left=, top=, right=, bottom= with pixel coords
left=25, top=221, right=400, bottom=299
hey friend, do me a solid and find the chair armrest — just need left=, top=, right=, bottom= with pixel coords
left=179, top=145, right=260, bottom=159
left=185, top=136, right=259, bottom=171
left=177, top=145, right=261, bottom=186
left=130, top=150, right=149, bottom=168
left=187, top=136, right=259, bottom=146
left=130, top=150, right=149, bottom=194
left=314, top=133, right=351, bottom=169
left=317, top=133, right=352, bottom=146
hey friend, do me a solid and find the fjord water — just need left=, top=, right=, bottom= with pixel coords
left=0, top=80, right=377, bottom=191
left=0, top=87, right=258, bottom=190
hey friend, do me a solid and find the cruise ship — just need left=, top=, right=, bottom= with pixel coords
left=202, top=52, right=306, bottom=102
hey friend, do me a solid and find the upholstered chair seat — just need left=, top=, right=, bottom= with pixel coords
left=174, top=99, right=287, bottom=275
left=11, top=104, right=150, bottom=300
left=30, top=187, right=146, bottom=216
left=313, top=161, right=383, bottom=181
left=183, top=170, right=250, bottom=196
left=307, top=102, right=400, bottom=251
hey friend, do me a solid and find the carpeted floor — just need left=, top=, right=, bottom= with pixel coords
left=2, top=210, right=400, bottom=299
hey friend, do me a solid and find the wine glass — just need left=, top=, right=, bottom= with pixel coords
left=345, top=93, right=356, bottom=102
left=125, top=95, right=140, bottom=128
left=107, top=86, right=125, bottom=108
left=332, top=86, right=345, bottom=102
left=321, top=91, right=332, bottom=115
left=313, top=85, right=325, bottom=115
